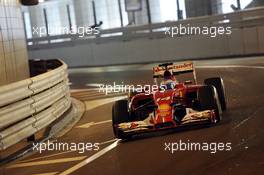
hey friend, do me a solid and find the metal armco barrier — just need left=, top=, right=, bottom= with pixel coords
left=0, top=60, right=71, bottom=150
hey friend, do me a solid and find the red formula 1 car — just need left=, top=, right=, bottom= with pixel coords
left=112, top=62, right=226, bottom=139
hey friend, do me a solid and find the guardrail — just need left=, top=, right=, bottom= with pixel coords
left=0, top=60, right=71, bottom=150
left=27, top=6, right=264, bottom=49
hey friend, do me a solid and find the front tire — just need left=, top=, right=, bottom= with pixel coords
left=112, top=100, right=131, bottom=139
left=198, top=86, right=222, bottom=123
left=204, top=77, right=227, bottom=111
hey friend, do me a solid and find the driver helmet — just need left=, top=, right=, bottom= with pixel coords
left=164, top=70, right=172, bottom=80
left=162, top=71, right=176, bottom=90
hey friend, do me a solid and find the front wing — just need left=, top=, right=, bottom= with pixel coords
left=117, top=110, right=215, bottom=134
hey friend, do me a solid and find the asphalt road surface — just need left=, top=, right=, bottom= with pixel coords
left=1, top=56, right=264, bottom=175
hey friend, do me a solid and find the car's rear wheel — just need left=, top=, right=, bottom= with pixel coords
left=198, top=86, right=222, bottom=123
left=204, top=77, right=226, bottom=111
left=112, top=99, right=132, bottom=139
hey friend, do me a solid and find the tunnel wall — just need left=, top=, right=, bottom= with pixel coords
left=28, top=26, right=264, bottom=67
left=0, top=0, right=29, bottom=86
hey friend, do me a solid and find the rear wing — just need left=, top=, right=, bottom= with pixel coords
left=153, top=62, right=194, bottom=78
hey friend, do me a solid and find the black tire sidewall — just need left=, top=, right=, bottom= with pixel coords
left=112, top=99, right=130, bottom=139
left=198, top=86, right=222, bottom=122
left=204, top=77, right=226, bottom=111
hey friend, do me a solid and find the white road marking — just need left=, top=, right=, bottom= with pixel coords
left=20, top=138, right=118, bottom=165
left=58, top=140, right=120, bottom=175
left=30, top=172, right=58, bottom=175
left=99, top=138, right=118, bottom=146
left=77, top=120, right=112, bottom=129
left=7, top=156, right=87, bottom=168
left=69, top=65, right=140, bottom=73
left=84, top=95, right=126, bottom=111
left=18, top=150, right=74, bottom=163
left=233, top=117, right=251, bottom=129
left=233, top=107, right=264, bottom=129
left=85, top=83, right=104, bottom=87
left=197, top=65, right=264, bottom=69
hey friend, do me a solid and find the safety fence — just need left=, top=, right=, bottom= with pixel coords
left=0, top=60, right=71, bottom=150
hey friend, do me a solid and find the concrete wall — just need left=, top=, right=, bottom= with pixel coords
left=0, top=0, right=29, bottom=86
left=28, top=26, right=264, bottom=67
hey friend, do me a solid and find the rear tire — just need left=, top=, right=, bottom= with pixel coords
left=204, top=77, right=226, bottom=111
left=112, top=100, right=131, bottom=139
left=198, top=86, right=222, bottom=123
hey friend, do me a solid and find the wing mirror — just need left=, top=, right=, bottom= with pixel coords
left=20, top=0, right=39, bottom=6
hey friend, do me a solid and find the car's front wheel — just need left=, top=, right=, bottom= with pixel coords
left=198, top=86, right=222, bottom=123
left=204, top=77, right=226, bottom=111
left=112, top=99, right=131, bottom=139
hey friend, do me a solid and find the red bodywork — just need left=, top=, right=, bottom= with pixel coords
left=130, top=83, right=205, bottom=127
left=116, top=62, right=216, bottom=134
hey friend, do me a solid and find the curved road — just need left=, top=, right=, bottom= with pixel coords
left=1, top=56, right=264, bottom=175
